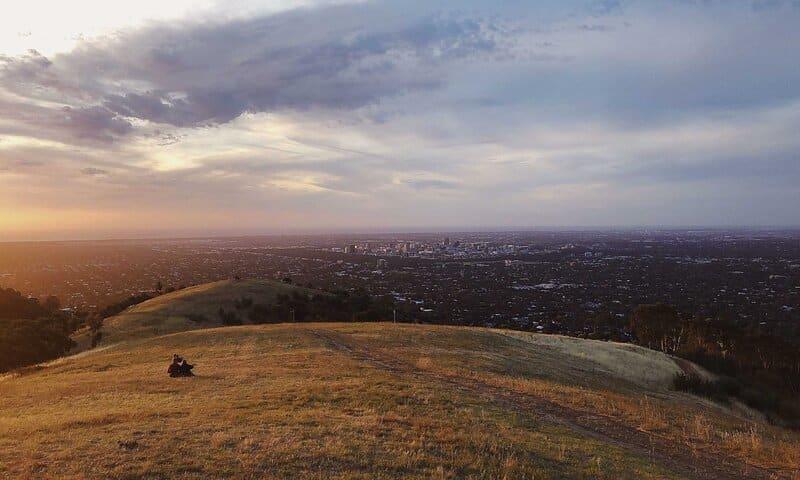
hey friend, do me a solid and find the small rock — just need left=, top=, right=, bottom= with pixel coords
left=118, top=440, right=139, bottom=450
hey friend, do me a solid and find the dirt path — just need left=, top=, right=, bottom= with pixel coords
left=308, top=327, right=781, bottom=480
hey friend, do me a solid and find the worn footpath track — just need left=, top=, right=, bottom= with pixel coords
left=308, top=327, right=781, bottom=480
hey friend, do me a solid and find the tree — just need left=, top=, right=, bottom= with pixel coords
left=87, top=314, right=104, bottom=348
left=218, top=308, right=241, bottom=326
left=0, top=318, right=76, bottom=372
left=630, top=304, right=686, bottom=354
left=97, top=293, right=154, bottom=319
left=43, top=296, right=61, bottom=313
left=0, top=288, right=52, bottom=319
left=0, top=289, right=81, bottom=371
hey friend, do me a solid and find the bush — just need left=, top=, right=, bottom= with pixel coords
left=186, top=314, right=208, bottom=323
left=672, top=373, right=740, bottom=403
left=235, top=296, right=253, bottom=310
left=97, top=293, right=154, bottom=319
left=218, top=308, right=241, bottom=326
left=0, top=318, right=76, bottom=372
left=249, top=303, right=283, bottom=324
left=0, top=288, right=60, bottom=319
left=673, top=373, right=800, bottom=428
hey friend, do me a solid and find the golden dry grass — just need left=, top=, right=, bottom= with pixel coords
left=343, top=323, right=800, bottom=478
left=0, top=324, right=683, bottom=479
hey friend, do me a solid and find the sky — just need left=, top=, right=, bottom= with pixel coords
left=1, top=0, right=799, bottom=240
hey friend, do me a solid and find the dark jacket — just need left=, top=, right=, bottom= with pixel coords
left=168, top=362, right=182, bottom=377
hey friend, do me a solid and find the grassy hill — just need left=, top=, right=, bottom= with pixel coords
left=1, top=281, right=799, bottom=479
left=97, top=279, right=318, bottom=344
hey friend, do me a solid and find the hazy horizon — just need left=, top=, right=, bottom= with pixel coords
left=2, top=0, right=799, bottom=238
left=4, top=224, right=800, bottom=243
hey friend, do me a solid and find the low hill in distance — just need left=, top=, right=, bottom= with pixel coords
left=97, top=279, right=318, bottom=344
left=1, top=280, right=798, bottom=479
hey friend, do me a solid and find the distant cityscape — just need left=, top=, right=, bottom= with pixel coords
left=1, top=229, right=799, bottom=341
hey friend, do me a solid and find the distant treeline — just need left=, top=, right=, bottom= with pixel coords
left=215, top=289, right=394, bottom=326
left=0, top=288, right=81, bottom=372
left=97, top=292, right=155, bottom=319
left=630, top=304, right=800, bottom=427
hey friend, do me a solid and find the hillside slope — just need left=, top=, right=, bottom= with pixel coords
left=1, top=282, right=798, bottom=479
left=95, top=279, right=317, bottom=345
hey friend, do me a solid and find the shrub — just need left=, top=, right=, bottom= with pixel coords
left=97, top=293, right=154, bottom=319
left=0, top=318, right=76, bottom=372
left=235, top=296, right=253, bottom=310
left=218, top=308, right=241, bottom=326
left=673, top=373, right=740, bottom=402
left=673, top=373, right=800, bottom=428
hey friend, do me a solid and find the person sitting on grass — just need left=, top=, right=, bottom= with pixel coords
left=167, top=354, right=194, bottom=377
left=179, top=357, right=194, bottom=376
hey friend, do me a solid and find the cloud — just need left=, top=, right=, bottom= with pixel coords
left=577, top=24, right=615, bottom=31
left=59, top=106, right=134, bottom=141
left=80, top=167, right=108, bottom=176
left=0, top=94, right=133, bottom=145
left=0, top=4, right=508, bottom=144
left=402, top=178, right=461, bottom=190
left=750, top=0, right=800, bottom=11
left=588, top=0, right=624, bottom=16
